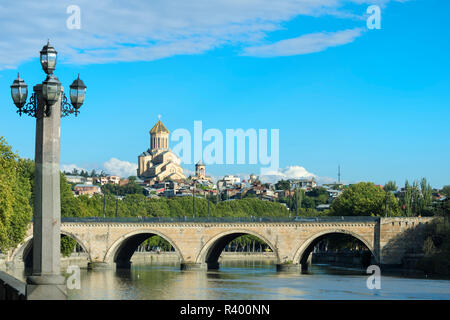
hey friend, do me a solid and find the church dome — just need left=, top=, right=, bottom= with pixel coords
left=150, top=116, right=169, bottom=134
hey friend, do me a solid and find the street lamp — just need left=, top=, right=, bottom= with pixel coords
left=40, top=40, right=57, bottom=75
left=42, top=74, right=62, bottom=106
left=69, top=74, right=87, bottom=113
left=10, top=41, right=86, bottom=300
left=10, top=74, right=28, bottom=111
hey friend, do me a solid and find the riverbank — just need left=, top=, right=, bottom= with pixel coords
left=129, top=251, right=277, bottom=264
left=0, top=252, right=278, bottom=270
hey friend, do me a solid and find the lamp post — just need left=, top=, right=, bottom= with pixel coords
left=10, top=41, right=86, bottom=300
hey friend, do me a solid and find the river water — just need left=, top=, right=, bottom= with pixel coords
left=4, top=260, right=449, bottom=299
left=64, top=260, right=449, bottom=300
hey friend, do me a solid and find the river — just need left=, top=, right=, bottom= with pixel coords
left=67, top=260, right=450, bottom=300
left=4, top=260, right=450, bottom=299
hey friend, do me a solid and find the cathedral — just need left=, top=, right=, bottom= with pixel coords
left=137, top=116, right=187, bottom=182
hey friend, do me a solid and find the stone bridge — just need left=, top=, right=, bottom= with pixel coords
left=7, top=217, right=435, bottom=271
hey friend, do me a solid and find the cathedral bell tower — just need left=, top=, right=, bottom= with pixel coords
left=150, top=114, right=169, bottom=150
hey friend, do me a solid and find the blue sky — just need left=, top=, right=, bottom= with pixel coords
left=0, top=0, right=449, bottom=188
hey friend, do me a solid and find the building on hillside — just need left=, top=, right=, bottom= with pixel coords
left=108, top=175, right=120, bottom=185
left=65, top=175, right=85, bottom=184
left=191, top=161, right=212, bottom=182
left=73, top=184, right=101, bottom=196
left=275, top=189, right=295, bottom=198
left=119, top=179, right=129, bottom=186
left=217, top=175, right=241, bottom=190
left=137, top=116, right=186, bottom=183
left=289, top=178, right=317, bottom=189
left=93, top=175, right=121, bottom=185
left=248, top=173, right=259, bottom=185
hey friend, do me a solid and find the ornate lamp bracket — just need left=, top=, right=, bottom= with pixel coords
left=17, top=93, right=37, bottom=117
left=61, top=93, right=79, bottom=117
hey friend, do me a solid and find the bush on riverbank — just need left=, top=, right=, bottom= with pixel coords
left=416, top=218, right=450, bottom=276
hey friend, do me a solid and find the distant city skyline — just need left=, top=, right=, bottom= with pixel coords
left=0, top=0, right=449, bottom=188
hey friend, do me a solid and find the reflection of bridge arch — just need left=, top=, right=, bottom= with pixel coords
left=292, top=229, right=378, bottom=269
left=10, top=231, right=91, bottom=268
left=196, top=229, right=280, bottom=269
left=104, top=229, right=183, bottom=268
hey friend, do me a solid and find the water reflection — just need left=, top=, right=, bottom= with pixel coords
left=3, top=260, right=449, bottom=300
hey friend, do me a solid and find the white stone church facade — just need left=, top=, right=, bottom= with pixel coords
left=137, top=116, right=186, bottom=182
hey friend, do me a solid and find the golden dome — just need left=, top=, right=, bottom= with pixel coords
left=150, top=115, right=169, bottom=134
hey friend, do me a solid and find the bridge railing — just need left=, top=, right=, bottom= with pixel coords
left=60, top=216, right=380, bottom=223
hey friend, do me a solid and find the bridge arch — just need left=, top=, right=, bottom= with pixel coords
left=10, top=231, right=91, bottom=268
left=104, top=229, right=184, bottom=268
left=196, top=229, right=280, bottom=269
left=292, top=229, right=378, bottom=271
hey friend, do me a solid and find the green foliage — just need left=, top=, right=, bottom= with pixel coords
left=60, top=235, right=77, bottom=257
left=275, top=180, right=290, bottom=190
left=416, top=218, right=450, bottom=276
left=101, top=181, right=144, bottom=196
left=440, top=186, right=450, bottom=198
left=400, top=178, right=434, bottom=216
left=331, top=182, right=400, bottom=216
left=0, top=137, right=33, bottom=252
left=433, top=198, right=450, bottom=217
left=141, top=236, right=173, bottom=251
left=383, top=181, right=398, bottom=192
left=227, top=235, right=271, bottom=251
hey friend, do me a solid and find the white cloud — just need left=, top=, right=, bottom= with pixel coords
left=242, top=28, right=364, bottom=57
left=103, top=158, right=137, bottom=178
left=259, top=165, right=316, bottom=183
left=0, top=0, right=403, bottom=69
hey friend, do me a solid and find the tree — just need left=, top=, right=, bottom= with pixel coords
left=441, top=186, right=450, bottom=198
left=403, top=180, right=413, bottom=216
left=383, top=181, right=397, bottom=193
left=401, top=178, right=435, bottom=216
left=0, top=137, right=33, bottom=252
left=331, top=182, right=400, bottom=216
left=384, top=180, right=398, bottom=217
left=419, top=178, right=433, bottom=215
left=60, top=173, right=85, bottom=217
left=275, top=180, right=290, bottom=191
left=292, top=188, right=304, bottom=215
left=60, top=235, right=77, bottom=257
left=433, top=198, right=450, bottom=217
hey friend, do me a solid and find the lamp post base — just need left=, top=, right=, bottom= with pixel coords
left=26, top=275, right=67, bottom=300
